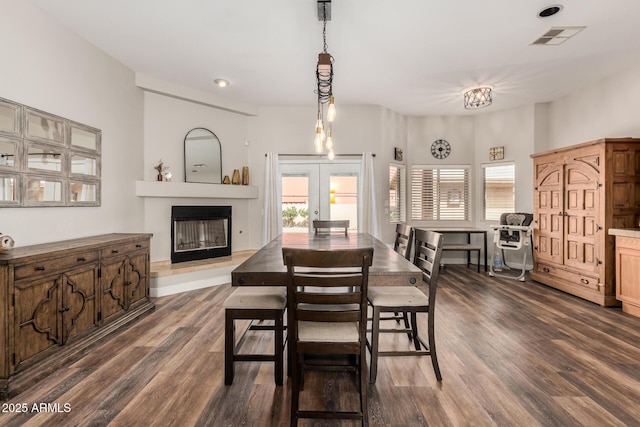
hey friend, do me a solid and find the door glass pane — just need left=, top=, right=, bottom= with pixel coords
left=329, top=174, right=358, bottom=231
left=282, top=175, right=310, bottom=233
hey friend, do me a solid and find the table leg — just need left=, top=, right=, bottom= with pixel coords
left=483, top=232, right=488, bottom=272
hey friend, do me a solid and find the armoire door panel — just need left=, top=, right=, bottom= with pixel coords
left=613, top=182, right=631, bottom=208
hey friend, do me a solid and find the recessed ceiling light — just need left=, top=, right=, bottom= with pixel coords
left=538, top=5, right=563, bottom=18
left=214, top=79, right=230, bottom=88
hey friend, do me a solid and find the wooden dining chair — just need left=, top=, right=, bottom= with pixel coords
left=312, top=219, right=349, bottom=236
left=368, top=224, right=414, bottom=337
left=366, top=228, right=444, bottom=383
left=283, top=247, right=373, bottom=426
left=223, top=286, right=287, bottom=386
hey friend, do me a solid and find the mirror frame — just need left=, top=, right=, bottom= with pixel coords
left=184, top=127, right=222, bottom=184
left=0, top=97, right=101, bottom=207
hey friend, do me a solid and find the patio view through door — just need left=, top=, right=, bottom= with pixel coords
left=280, top=161, right=360, bottom=233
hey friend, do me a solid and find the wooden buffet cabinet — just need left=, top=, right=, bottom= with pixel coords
left=0, top=233, right=154, bottom=398
left=531, top=138, right=640, bottom=306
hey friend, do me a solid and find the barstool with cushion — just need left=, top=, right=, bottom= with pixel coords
left=283, top=247, right=373, bottom=426
left=367, top=229, right=444, bottom=383
left=369, top=224, right=414, bottom=338
left=223, top=286, right=287, bottom=386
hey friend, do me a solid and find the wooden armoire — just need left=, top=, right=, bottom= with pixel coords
left=531, top=138, right=640, bottom=306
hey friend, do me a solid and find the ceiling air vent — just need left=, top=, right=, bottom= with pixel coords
left=532, top=26, right=585, bottom=45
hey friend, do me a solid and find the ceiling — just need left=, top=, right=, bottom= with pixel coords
left=30, top=0, right=640, bottom=116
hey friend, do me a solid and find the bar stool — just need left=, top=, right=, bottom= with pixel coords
left=367, top=229, right=444, bottom=383
left=223, top=286, right=287, bottom=385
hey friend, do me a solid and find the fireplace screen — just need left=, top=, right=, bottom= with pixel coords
left=174, top=219, right=227, bottom=252
left=171, top=205, right=232, bottom=263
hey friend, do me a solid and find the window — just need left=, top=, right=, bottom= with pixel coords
left=483, top=162, right=515, bottom=221
left=389, top=164, right=406, bottom=223
left=411, top=165, right=470, bottom=221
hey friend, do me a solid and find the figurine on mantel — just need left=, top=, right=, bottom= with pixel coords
left=154, top=160, right=170, bottom=181
left=0, top=233, right=15, bottom=251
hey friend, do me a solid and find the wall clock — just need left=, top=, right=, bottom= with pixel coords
left=489, top=146, right=504, bottom=161
left=431, top=139, right=451, bottom=159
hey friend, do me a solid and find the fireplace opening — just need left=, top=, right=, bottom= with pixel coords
left=171, top=205, right=232, bottom=263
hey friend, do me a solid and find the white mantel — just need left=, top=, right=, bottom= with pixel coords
left=135, top=181, right=259, bottom=199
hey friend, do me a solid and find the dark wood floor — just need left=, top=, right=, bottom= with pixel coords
left=3, top=265, right=640, bottom=426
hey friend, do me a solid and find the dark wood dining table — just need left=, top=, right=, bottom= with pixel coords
left=231, top=232, right=422, bottom=287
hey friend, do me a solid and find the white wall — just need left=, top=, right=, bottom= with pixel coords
left=548, top=58, right=640, bottom=147
left=246, top=105, right=406, bottom=244
left=0, top=0, right=144, bottom=247
left=140, top=92, right=255, bottom=261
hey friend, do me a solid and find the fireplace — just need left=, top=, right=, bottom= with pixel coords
left=171, top=205, right=232, bottom=263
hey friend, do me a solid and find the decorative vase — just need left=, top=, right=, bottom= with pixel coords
left=223, top=175, right=231, bottom=184
left=242, top=166, right=249, bottom=185
left=157, top=173, right=163, bottom=181
left=232, top=169, right=240, bottom=185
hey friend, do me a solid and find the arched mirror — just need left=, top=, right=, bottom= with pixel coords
left=184, top=128, right=222, bottom=184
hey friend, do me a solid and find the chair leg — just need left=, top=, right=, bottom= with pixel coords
left=359, top=352, right=369, bottom=426
left=369, top=307, right=381, bottom=383
left=411, top=312, right=421, bottom=351
left=224, top=310, right=235, bottom=385
left=290, top=352, right=300, bottom=427
left=274, top=314, right=284, bottom=386
left=402, top=312, right=412, bottom=341
left=428, top=310, right=442, bottom=381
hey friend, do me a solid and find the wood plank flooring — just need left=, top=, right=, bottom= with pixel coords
left=2, top=265, right=640, bottom=426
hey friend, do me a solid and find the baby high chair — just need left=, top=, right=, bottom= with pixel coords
left=489, top=213, right=533, bottom=281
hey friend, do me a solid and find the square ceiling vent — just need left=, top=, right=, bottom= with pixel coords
left=532, top=26, right=586, bottom=45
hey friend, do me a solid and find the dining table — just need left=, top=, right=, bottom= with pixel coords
left=231, top=232, right=422, bottom=287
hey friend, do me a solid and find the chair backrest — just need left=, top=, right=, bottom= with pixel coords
left=498, top=213, right=533, bottom=244
left=282, top=247, right=373, bottom=352
left=413, top=229, right=444, bottom=306
left=313, top=219, right=350, bottom=236
left=393, top=223, right=414, bottom=260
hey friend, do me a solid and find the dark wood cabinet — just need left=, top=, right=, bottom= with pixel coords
left=0, top=234, right=154, bottom=398
left=531, top=138, right=640, bottom=306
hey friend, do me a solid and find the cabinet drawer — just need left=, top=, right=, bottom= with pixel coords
left=14, top=251, right=99, bottom=281
left=100, top=239, right=149, bottom=259
left=535, top=263, right=600, bottom=291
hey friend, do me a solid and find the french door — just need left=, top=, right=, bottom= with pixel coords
left=280, top=161, right=360, bottom=233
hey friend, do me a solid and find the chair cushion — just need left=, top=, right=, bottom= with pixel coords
left=298, top=320, right=360, bottom=343
left=368, top=286, right=429, bottom=307
left=223, top=286, right=287, bottom=310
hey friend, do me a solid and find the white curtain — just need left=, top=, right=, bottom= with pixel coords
left=262, top=152, right=282, bottom=245
left=359, top=152, right=380, bottom=238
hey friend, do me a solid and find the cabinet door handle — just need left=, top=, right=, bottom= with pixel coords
left=136, top=244, right=142, bottom=248
left=77, top=257, right=86, bottom=262
left=125, top=281, right=132, bottom=285
left=58, top=307, right=70, bottom=313
left=35, top=266, right=46, bottom=271
left=111, top=249, right=119, bottom=254
left=580, top=278, right=589, bottom=285
left=543, top=267, right=550, bottom=273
